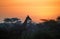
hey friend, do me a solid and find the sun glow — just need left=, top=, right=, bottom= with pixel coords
left=0, top=0, right=60, bottom=22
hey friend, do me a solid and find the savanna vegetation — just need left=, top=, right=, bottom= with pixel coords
left=0, top=16, right=60, bottom=39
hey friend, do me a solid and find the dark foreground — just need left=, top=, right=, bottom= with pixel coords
left=0, top=16, right=60, bottom=39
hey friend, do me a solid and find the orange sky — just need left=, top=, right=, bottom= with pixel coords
left=0, top=0, right=60, bottom=22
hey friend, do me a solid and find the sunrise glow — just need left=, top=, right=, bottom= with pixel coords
left=0, top=0, right=60, bottom=22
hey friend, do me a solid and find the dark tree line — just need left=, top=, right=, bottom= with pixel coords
left=0, top=16, right=60, bottom=39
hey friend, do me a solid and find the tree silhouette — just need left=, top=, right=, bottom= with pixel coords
left=40, top=19, right=48, bottom=21
left=4, top=18, right=11, bottom=23
left=56, top=16, right=60, bottom=24
left=57, top=16, right=60, bottom=21
left=4, top=18, right=20, bottom=23
left=11, top=18, right=20, bottom=22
